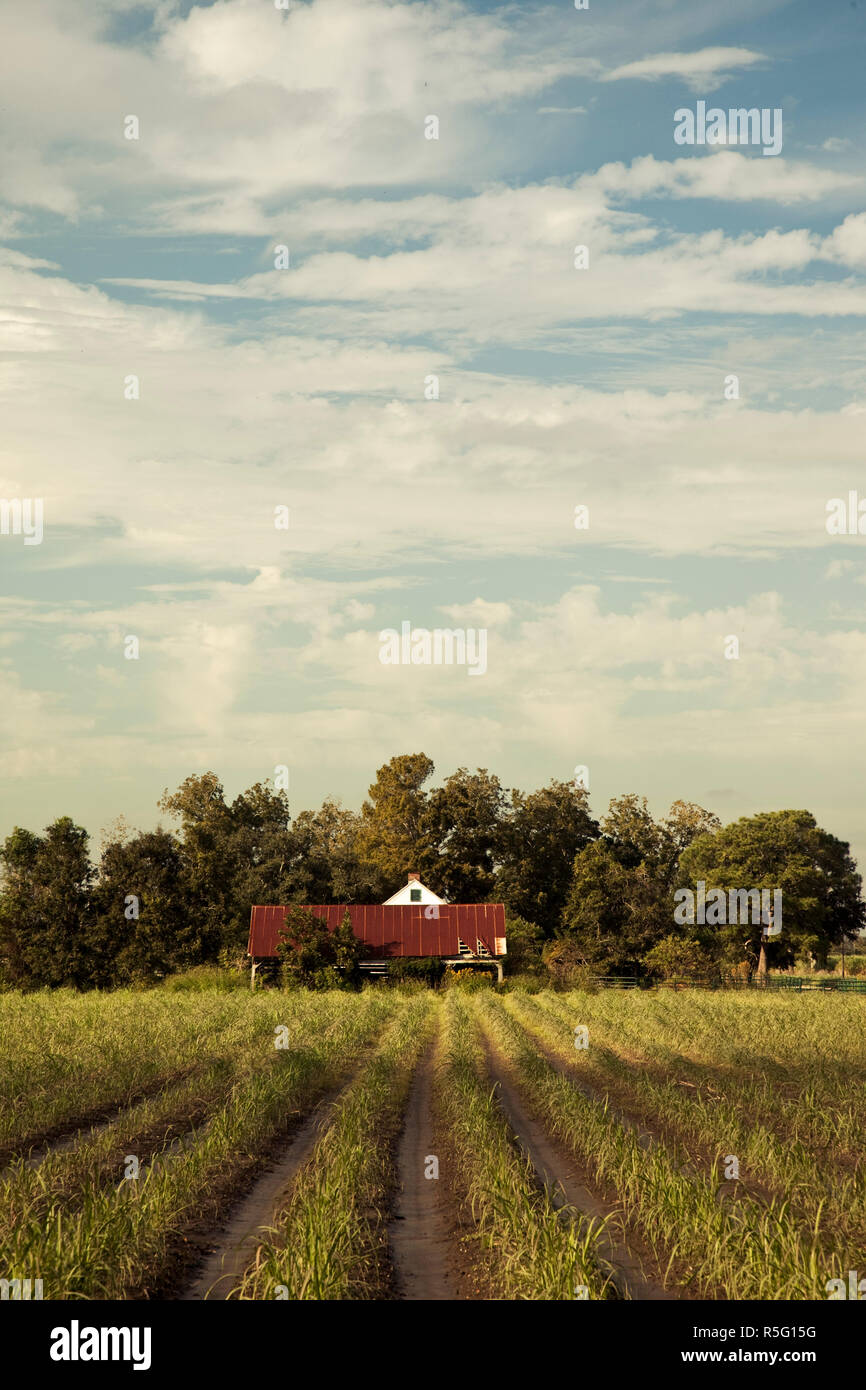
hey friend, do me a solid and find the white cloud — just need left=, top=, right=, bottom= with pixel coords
left=580, top=153, right=862, bottom=207
left=97, top=184, right=866, bottom=346
left=822, top=213, right=866, bottom=268
left=2, top=0, right=866, bottom=870
left=0, top=0, right=596, bottom=222
left=822, top=137, right=851, bottom=153
left=602, top=46, right=766, bottom=92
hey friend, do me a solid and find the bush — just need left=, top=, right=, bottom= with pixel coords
left=387, top=957, right=446, bottom=986
left=645, top=934, right=717, bottom=983
left=542, top=938, right=599, bottom=990
left=502, top=915, right=545, bottom=973
left=564, top=964, right=600, bottom=995
left=305, top=965, right=345, bottom=991
left=444, top=967, right=495, bottom=992
left=276, top=906, right=367, bottom=990
left=162, top=965, right=249, bottom=993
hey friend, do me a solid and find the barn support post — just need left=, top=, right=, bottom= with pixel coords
left=250, top=958, right=259, bottom=993
left=495, top=960, right=503, bottom=984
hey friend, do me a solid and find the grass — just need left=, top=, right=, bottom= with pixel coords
left=0, top=991, right=395, bottom=1298
left=0, top=989, right=301, bottom=1153
left=0, top=982, right=862, bottom=1302
left=526, top=990, right=866, bottom=1250
left=236, top=993, right=435, bottom=1299
left=477, top=991, right=850, bottom=1300
left=432, top=991, right=617, bottom=1300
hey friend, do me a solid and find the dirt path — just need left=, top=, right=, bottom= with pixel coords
left=0, top=1068, right=208, bottom=1170
left=387, top=1044, right=458, bottom=1301
left=181, top=1087, right=344, bottom=1301
left=478, top=1032, right=676, bottom=1301
left=19, top=1117, right=119, bottom=1169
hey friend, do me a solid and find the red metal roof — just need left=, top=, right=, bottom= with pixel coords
left=248, top=903, right=506, bottom=959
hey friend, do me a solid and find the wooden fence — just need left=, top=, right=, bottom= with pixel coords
left=591, top=975, right=866, bottom=994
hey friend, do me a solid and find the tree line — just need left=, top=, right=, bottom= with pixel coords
left=0, top=752, right=863, bottom=989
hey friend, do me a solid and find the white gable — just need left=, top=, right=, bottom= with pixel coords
left=384, top=877, right=447, bottom=905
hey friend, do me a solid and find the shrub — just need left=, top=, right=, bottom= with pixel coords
left=499, top=972, right=544, bottom=995
left=645, top=934, right=716, bottom=983
left=501, top=915, right=545, bottom=973
left=387, top=957, right=446, bottom=986
left=444, top=967, right=495, bottom=992
left=542, top=937, right=598, bottom=989
left=276, top=906, right=367, bottom=990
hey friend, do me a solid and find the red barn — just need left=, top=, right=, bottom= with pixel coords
left=248, top=875, right=507, bottom=983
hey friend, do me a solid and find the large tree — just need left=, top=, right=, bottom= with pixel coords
left=0, top=817, right=94, bottom=987
left=558, top=796, right=720, bottom=974
left=678, top=810, right=865, bottom=976
left=602, top=795, right=720, bottom=887
left=495, top=780, right=599, bottom=935
left=283, top=799, right=381, bottom=904
left=358, top=754, right=441, bottom=894
left=158, top=773, right=293, bottom=953
left=561, top=838, right=669, bottom=973
left=275, top=905, right=367, bottom=989
left=426, top=767, right=508, bottom=902
left=91, top=829, right=197, bottom=984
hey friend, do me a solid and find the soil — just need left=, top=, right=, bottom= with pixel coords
left=477, top=1029, right=680, bottom=1300
left=180, top=1086, right=344, bottom=1301
left=0, top=1067, right=206, bottom=1168
left=515, top=1008, right=784, bottom=1212
left=386, top=1043, right=460, bottom=1300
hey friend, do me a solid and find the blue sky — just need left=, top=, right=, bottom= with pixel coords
left=2, top=0, right=866, bottom=867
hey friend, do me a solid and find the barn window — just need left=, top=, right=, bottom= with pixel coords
left=410, top=887, right=422, bottom=902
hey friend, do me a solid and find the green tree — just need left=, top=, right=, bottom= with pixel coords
left=495, top=780, right=598, bottom=935
left=601, top=795, right=667, bottom=872
left=556, top=795, right=720, bottom=976
left=678, top=810, right=865, bottom=978
left=561, top=838, right=668, bottom=974
left=664, top=800, right=722, bottom=862
left=358, top=754, right=441, bottom=894
left=501, top=914, right=545, bottom=973
left=157, top=772, right=237, bottom=957
left=276, top=906, right=365, bottom=988
left=426, top=767, right=507, bottom=902
left=0, top=818, right=94, bottom=987
left=91, top=829, right=195, bottom=984
left=644, top=933, right=717, bottom=982
left=283, top=799, right=380, bottom=903
left=602, top=795, right=719, bottom=887
left=158, top=773, right=294, bottom=954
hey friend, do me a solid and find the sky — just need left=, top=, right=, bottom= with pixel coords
left=2, top=0, right=866, bottom=864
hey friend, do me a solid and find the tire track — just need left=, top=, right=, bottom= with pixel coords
left=477, top=1027, right=677, bottom=1301
left=508, top=995, right=783, bottom=1212
left=181, top=1081, right=352, bottom=1301
left=387, top=1041, right=458, bottom=1301
left=0, top=1067, right=208, bottom=1169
